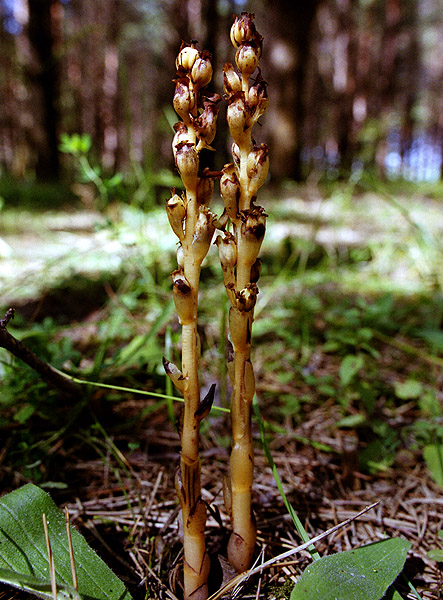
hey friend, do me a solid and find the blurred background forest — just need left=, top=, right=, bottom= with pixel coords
left=1, top=0, right=443, bottom=187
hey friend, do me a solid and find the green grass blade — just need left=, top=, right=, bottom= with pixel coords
left=252, top=395, right=321, bottom=561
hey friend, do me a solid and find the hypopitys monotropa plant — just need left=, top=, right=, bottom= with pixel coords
left=164, top=42, right=220, bottom=600
left=217, top=13, right=269, bottom=573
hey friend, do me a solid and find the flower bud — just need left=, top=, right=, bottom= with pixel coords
left=235, top=283, right=258, bottom=312
left=197, top=172, right=214, bottom=206
left=216, top=233, right=237, bottom=289
left=220, top=163, right=240, bottom=220
left=230, top=13, right=260, bottom=49
left=166, top=193, right=186, bottom=240
left=247, top=143, right=269, bottom=196
left=173, top=78, right=194, bottom=120
left=176, top=44, right=199, bottom=72
left=172, top=122, right=191, bottom=157
left=226, top=92, right=249, bottom=145
left=231, top=143, right=241, bottom=169
left=194, top=101, right=219, bottom=151
left=216, top=232, right=237, bottom=269
left=239, top=207, right=266, bottom=267
left=172, top=269, right=195, bottom=325
left=162, top=357, right=186, bottom=395
left=235, top=44, right=260, bottom=78
left=248, top=79, right=269, bottom=123
left=223, top=62, right=242, bottom=96
left=175, top=142, right=199, bottom=190
left=192, top=207, right=216, bottom=264
left=190, top=51, right=213, bottom=90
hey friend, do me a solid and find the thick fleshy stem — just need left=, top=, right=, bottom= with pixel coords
left=220, top=13, right=269, bottom=573
left=167, top=41, right=219, bottom=600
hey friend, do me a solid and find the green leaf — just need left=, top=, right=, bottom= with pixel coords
left=384, top=586, right=405, bottom=600
left=339, top=354, right=364, bottom=387
left=415, top=328, right=443, bottom=352
left=427, top=548, right=443, bottom=562
left=14, top=403, right=36, bottom=423
left=290, top=537, right=411, bottom=600
left=0, top=484, right=132, bottom=600
left=423, top=444, right=443, bottom=487
left=336, top=413, right=367, bottom=428
left=394, top=379, right=423, bottom=400
left=0, top=567, right=79, bottom=600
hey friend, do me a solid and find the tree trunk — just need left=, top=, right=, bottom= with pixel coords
left=27, top=0, right=62, bottom=180
left=261, top=0, right=321, bottom=181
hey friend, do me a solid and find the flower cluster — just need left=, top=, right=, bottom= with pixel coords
left=169, top=43, right=220, bottom=326
left=217, top=13, right=269, bottom=315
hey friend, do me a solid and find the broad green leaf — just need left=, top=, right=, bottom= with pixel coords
left=415, top=328, right=443, bottom=352
left=339, top=354, right=364, bottom=387
left=0, top=567, right=79, bottom=600
left=427, top=548, right=443, bottom=562
left=423, top=444, right=443, bottom=487
left=290, top=537, right=411, bottom=600
left=394, top=379, right=423, bottom=400
left=384, top=586, right=405, bottom=600
left=0, top=484, right=132, bottom=600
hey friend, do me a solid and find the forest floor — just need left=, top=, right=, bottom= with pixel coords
left=0, top=178, right=442, bottom=599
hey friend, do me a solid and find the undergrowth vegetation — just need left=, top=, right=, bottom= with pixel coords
left=0, top=169, right=442, bottom=598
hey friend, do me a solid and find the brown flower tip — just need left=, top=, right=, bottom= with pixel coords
left=248, top=77, right=269, bottom=123
left=194, top=101, right=219, bottom=151
left=190, top=50, right=213, bottom=90
left=172, top=269, right=192, bottom=296
left=230, top=13, right=262, bottom=50
left=220, top=163, right=241, bottom=220
left=192, top=207, right=217, bottom=264
left=226, top=91, right=249, bottom=145
left=172, top=121, right=191, bottom=151
left=163, top=357, right=186, bottom=395
left=173, top=77, right=195, bottom=120
left=235, top=44, right=261, bottom=78
left=166, top=193, right=186, bottom=240
left=176, top=43, right=200, bottom=73
left=174, top=141, right=199, bottom=189
left=223, top=62, right=242, bottom=97
left=239, top=207, right=267, bottom=267
left=197, top=174, right=215, bottom=206
left=247, top=143, right=270, bottom=195
left=216, top=232, right=237, bottom=269
left=241, top=207, right=267, bottom=242
left=235, top=283, right=258, bottom=312
left=172, top=269, right=195, bottom=325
